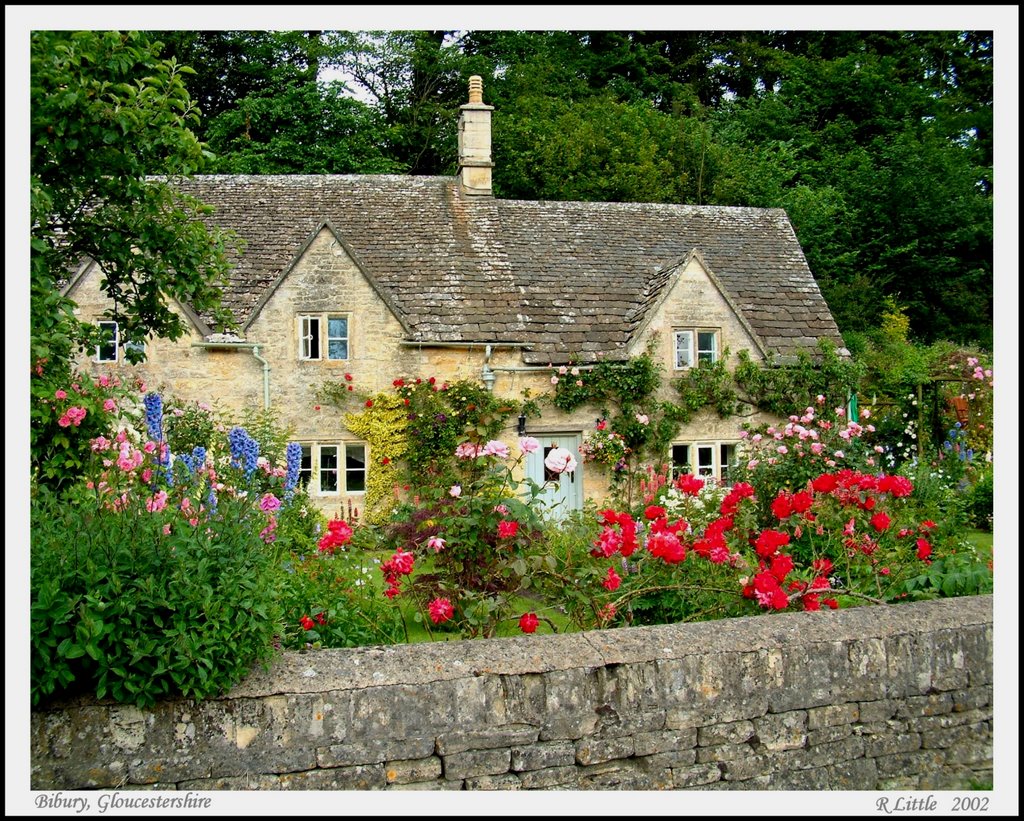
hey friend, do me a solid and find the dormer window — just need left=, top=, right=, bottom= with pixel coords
left=299, top=313, right=349, bottom=361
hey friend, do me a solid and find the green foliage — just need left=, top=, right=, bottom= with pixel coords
left=672, top=353, right=740, bottom=421
left=31, top=484, right=283, bottom=708
left=30, top=30, right=237, bottom=376
left=163, top=398, right=220, bottom=456
left=277, top=549, right=404, bottom=650
left=967, top=469, right=993, bottom=532
left=734, top=339, right=863, bottom=417
left=233, top=405, right=295, bottom=469
left=901, top=548, right=994, bottom=600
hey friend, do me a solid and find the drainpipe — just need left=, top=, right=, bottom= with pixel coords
left=481, top=344, right=496, bottom=392
left=251, top=345, right=271, bottom=410
left=190, top=341, right=271, bottom=410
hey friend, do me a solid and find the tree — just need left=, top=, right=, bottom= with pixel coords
left=31, top=30, right=236, bottom=369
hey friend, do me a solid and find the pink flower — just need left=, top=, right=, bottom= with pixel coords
left=449, top=484, right=462, bottom=498
left=455, top=442, right=483, bottom=459
left=57, top=414, right=71, bottom=428
left=519, top=436, right=541, bottom=454
left=602, top=566, right=622, bottom=591
left=428, top=597, right=454, bottom=624
left=544, top=446, right=577, bottom=475
left=482, top=439, right=510, bottom=459
left=635, top=413, right=649, bottom=425
left=497, top=520, right=520, bottom=539
left=260, top=493, right=282, bottom=513
left=558, top=365, right=568, bottom=375
left=519, top=612, right=539, bottom=634
left=162, top=523, right=172, bottom=536
left=55, top=389, right=67, bottom=400
left=103, top=398, right=117, bottom=412
left=550, top=375, right=559, bottom=385
left=65, top=406, right=87, bottom=426
left=146, top=490, right=169, bottom=513
left=427, top=536, right=446, bottom=553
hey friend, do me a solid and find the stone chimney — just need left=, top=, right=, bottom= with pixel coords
left=458, top=75, right=493, bottom=196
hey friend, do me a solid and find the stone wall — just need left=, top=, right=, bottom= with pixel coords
left=31, top=596, right=993, bottom=791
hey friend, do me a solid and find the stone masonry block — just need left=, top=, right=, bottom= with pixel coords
left=384, top=756, right=443, bottom=785
left=464, top=773, right=522, bottom=790
left=539, top=668, right=599, bottom=740
left=348, top=683, right=456, bottom=741
left=807, top=703, right=859, bottom=729
left=698, top=720, right=755, bottom=746
left=436, top=724, right=538, bottom=755
left=672, top=763, right=723, bottom=789
left=510, top=741, right=575, bottom=772
left=317, top=736, right=435, bottom=768
left=634, top=728, right=698, bottom=756
left=753, top=711, right=807, bottom=752
left=443, top=748, right=512, bottom=781
left=518, top=766, right=579, bottom=789
left=575, top=736, right=634, bottom=766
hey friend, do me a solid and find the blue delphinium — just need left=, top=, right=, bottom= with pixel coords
left=227, top=426, right=260, bottom=479
left=143, top=392, right=164, bottom=444
left=284, top=442, right=303, bottom=499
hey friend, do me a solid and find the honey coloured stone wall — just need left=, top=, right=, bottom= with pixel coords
left=31, top=596, right=993, bottom=792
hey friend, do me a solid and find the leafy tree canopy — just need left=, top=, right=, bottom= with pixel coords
left=31, top=30, right=236, bottom=371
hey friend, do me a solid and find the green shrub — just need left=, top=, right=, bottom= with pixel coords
left=277, top=548, right=404, bottom=650
left=968, top=470, right=994, bottom=532
left=31, top=484, right=283, bottom=708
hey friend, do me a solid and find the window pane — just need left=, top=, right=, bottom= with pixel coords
left=97, top=322, right=118, bottom=362
left=697, top=331, right=717, bottom=363
left=327, top=317, right=348, bottom=360
left=345, top=444, right=366, bottom=492
left=299, top=445, right=312, bottom=488
left=674, top=331, right=693, bottom=368
left=670, top=444, right=690, bottom=477
left=697, top=444, right=715, bottom=477
left=300, top=316, right=320, bottom=359
left=720, top=443, right=736, bottom=483
left=319, top=446, right=338, bottom=493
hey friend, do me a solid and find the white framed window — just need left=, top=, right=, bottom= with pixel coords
left=95, top=321, right=119, bottom=362
left=298, top=313, right=350, bottom=361
left=298, top=441, right=368, bottom=495
left=697, top=331, right=718, bottom=364
left=673, top=331, right=693, bottom=369
left=327, top=316, right=349, bottom=360
left=674, top=328, right=719, bottom=369
left=670, top=440, right=738, bottom=483
left=94, top=321, right=145, bottom=363
left=299, top=315, right=321, bottom=360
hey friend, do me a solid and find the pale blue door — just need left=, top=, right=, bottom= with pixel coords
left=525, top=434, right=584, bottom=519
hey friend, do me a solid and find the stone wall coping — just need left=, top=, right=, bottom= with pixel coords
left=224, top=595, right=992, bottom=699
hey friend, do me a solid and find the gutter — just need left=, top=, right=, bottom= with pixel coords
left=190, top=341, right=271, bottom=410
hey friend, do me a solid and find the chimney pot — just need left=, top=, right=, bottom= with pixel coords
left=468, top=75, right=484, bottom=104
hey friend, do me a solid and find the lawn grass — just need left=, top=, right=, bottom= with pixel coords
left=964, top=528, right=993, bottom=563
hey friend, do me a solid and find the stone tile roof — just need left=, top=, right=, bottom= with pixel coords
left=174, top=175, right=844, bottom=363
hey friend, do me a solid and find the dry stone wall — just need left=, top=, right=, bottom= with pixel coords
left=31, top=596, right=993, bottom=791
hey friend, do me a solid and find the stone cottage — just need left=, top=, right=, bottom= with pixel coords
left=64, top=76, right=845, bottom=518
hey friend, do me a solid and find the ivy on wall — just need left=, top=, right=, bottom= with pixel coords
left=733, top=339, right=862, bottom=417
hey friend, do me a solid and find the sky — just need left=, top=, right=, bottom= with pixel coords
left=6, top=5, right=1019, bottom=817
